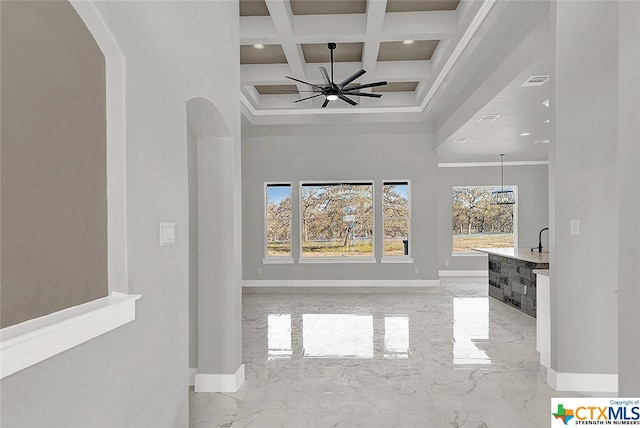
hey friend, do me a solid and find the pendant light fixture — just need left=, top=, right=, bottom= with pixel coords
left=491, top=154, right=515, bottom=205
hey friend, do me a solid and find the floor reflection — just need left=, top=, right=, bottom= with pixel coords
left=267, top=298, right=491, bottom=364
left=384, top=316, right=410, bottom=359
left=267, top=313, right=414, bottom=360
left=267, top=314, right=292, bottom=360
left=452, top=297, right=491, bottom=365
left=302, top=314, right=373, bottom=358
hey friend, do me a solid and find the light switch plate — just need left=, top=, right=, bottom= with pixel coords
left=160, top=222, right=176, bottom=246
left=570, top=219, right=580, bottom=236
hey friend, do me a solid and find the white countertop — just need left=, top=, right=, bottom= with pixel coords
left=472, top=247, right=550, bottom=264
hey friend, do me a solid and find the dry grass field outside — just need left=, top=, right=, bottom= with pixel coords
left=453, top=233, right=513, bottom=252
left=267, top=239, right=409, bottom=257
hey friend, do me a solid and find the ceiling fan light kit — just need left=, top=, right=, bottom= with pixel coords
left=285, top=42, right=388, bottom=108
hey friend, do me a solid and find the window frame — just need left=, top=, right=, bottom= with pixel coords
left=263, top=182, right=293, bottom=264
left=381, top=180, right=413, bottom=263
left=451, top=185, right=519, bottom=256
left=298, top=180, right=376, bottom=264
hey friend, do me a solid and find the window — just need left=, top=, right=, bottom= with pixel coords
left=383, top=181, right=410, bottom=257
left=452, top=186, right=517, bottom=253
left=265, top=183, right=292, bottom=258
left=300, top=182, right=373, bottom=258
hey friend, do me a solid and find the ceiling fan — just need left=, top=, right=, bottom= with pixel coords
left=286, top=42, right=388, bottom=108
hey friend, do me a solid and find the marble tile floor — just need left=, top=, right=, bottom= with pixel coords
left=190, top=278, right=591, bottom=428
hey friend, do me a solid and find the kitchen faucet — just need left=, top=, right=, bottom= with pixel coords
left=538, top=227, right=549, bottom=253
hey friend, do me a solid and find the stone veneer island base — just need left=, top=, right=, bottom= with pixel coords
left=473, top=248, right=549, bottom=317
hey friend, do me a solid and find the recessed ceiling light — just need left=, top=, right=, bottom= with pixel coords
left=543, top=99, right=550, bottom=107
left=521, top=75, right=550, bottom=87
left=479, top=114, right=501, bottom=122
left=452, top=137, right=469, bottom=143
left=533, top=139, right=550, bottom=144
left=544, top=119, right=550, bottom=123
left=402, top=40, right=415, bottom=45
left=520, top=132, right=530, bottom=137
left=253, top=43, right=265, bottom=49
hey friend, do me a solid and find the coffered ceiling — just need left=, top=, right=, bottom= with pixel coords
left=240, top=0, right=551, bottom=162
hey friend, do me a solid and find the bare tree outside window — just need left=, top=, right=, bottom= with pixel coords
left=301, top=183, right=373, bottom=257
left=452, top=186, right=516, bottom=252
left=383, top=182, right=410, bottom=256
left=266, top=184, right=291, bottom=257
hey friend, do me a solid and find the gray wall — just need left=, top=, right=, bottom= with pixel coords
left=187, top=123, right=198, bottom=369
left=618, top=0, right=640, bottom=396
left=437, top=164, right=549, bottom=272
left=0, top=1, right=241, bottom=426
left=0, top=1, right=108, bottom=328
left=550, top=1, right=618, bottom=376
left=242, top=123, right=439, bottom=281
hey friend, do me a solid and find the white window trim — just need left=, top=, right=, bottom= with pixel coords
left=264, top=182, right=293, bottom=260
left=0, top=2, right=139, bottom=380
left=299, top=257, right=377, bottom=264
left=451, top=185, right=519, bottom=254
left=299, top=180, right=376, bottom=262
left=263, top=257, right=294, bottom=264
left=382, top=179, right=412, bottom=260
left=381, top=257, right=414, bottom=263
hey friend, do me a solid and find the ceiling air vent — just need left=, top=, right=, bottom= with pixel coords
left=452, top=137, right=469, bottom=143
left=479, top=114, right=501, bottom=122
left=521, top=75, right=550, bottom=87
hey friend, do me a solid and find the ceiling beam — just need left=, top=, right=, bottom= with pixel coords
left=362, top=0, right=386, bottom=77
left=241, top=10, right=458, bottom=46
left=241, top=61, right=431, bottom=84
left=264, top=0, right=305, bottom=80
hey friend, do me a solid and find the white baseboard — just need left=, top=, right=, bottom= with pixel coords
left=547, top=368, right=618, bottom=393
left=439, top=270, right=488, bottom=277
left=189, top=368, right=198, bottom=387
left=242, top=280, right=440, bottom=287
left=194, top=364, right=245, bottom=392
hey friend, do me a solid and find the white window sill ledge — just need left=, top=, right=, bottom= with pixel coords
left=381, top=257, right=414, bottom=263
left=263, top=258, right=294, bottom=264
left=0, top=292, right=141, bottom=379
left=452, top=251, right=487, bottom=257
left=299, top=257, right=376, bottom=264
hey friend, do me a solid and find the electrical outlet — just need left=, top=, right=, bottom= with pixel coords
left=258, top=268, right=262, bottom=275
left=445, top=260, right=450, bottom=266
left=414, top=268, right=419, bottom=274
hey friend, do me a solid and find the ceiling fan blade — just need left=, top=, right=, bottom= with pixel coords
left=276, top=89, right=321, bottom=93
left=338, top=94, right=357, bottom=106
left=285, top=75, right=325, bottom=90
left=321, top=98, right=330, bottom=108
left=342, top=81, right=387, bottom=91
left=341, top=91, right=382, bottom=98
left=338, top=69, right=366, bottom=88
left=292, top=93, right=324, bottom=103
left=319, top=67, right=332, bottom=86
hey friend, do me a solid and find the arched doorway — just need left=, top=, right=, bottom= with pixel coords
left=187, top=97, right=243, bottom=392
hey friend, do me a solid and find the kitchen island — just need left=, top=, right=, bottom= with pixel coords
left=473, top=248, right=549, bottom=317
